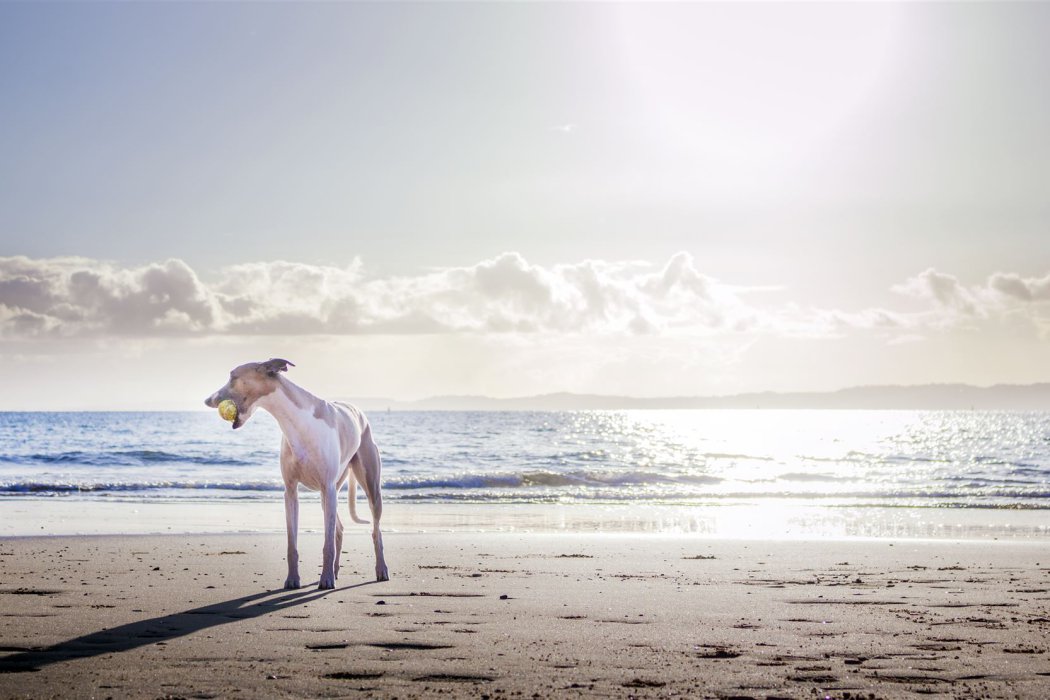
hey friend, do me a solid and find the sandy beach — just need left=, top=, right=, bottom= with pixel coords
left=1, top=532, right=1049, bottom=698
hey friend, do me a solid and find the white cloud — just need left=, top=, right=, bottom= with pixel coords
left=879, top=267, right=1050, bottom=340
left=988, top=271, right=1050, bottom=302
left=891, top=267, right=980, bottom=315
left=1, top=254, right=1049, bottom=342
left=0, top=256, right=217, bottom=337
left=358, top=251, right=739, bottom=335
left=0, top=252, right=735, bottom=338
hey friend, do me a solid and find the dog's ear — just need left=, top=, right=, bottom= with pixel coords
left=259, top=358, right=295, bottom=377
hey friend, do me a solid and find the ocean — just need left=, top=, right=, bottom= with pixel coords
left=1, top=409, right=1048, bottom=510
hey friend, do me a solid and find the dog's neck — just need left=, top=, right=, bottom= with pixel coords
left=256, top=377, right=324, bottom=442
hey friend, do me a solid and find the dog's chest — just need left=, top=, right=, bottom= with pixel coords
left=280, top=410, right=336, bottom=461
left=278, top=403, right=360, bottom=474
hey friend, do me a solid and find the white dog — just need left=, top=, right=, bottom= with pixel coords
left=205, top=358, right=388, bottom=588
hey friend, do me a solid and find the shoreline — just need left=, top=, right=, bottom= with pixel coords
left=2, top=532, right=1049, bottom=698
left=1, top=499, right=1049, bottom=541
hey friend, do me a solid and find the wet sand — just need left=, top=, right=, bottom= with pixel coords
left=1, top=533, right=1049, bottom=698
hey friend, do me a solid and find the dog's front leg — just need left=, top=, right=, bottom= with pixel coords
left=318, top=485, right=338, bottom=589
left=284, top=486, right=301, bottom=589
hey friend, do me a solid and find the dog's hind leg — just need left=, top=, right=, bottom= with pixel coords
left=334, top=508, right=344, bottom=579
left=351, top=425, right=389, bottom=582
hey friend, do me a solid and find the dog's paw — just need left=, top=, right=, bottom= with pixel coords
left=318, top=573, right=336, bottom=590
left=376, top=566, right=389, bottom=582
left=284, top=576, right=301, bottom=590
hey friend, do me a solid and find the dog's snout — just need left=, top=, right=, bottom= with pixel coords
left=204, top=397, right=215, bottom=408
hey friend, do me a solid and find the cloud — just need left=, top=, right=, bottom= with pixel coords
left=1, top=254, right=1048, bottom=341
left=0, top=256, right=218, bottom=337
left=881, top=267, right=1050, bottom=339
left=891, top=267, right=979, bottom=314
left=0, top=252, right=734, bottom=338
left=212, top=259, right=364, bottom=334
left=360, top=251, right=739, bottom=335
left=988, top=271, right=1050, bottom=302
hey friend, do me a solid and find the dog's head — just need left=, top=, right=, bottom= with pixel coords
left=204, top=358, right=294, bottom=429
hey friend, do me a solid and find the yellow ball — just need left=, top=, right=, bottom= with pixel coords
left=218, top=399, right=238, bottom=422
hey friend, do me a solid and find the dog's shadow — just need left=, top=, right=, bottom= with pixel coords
left=0, top=581, right=374, bottom=674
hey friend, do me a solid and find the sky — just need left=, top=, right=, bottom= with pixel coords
left=1, top=2, right=1049, bottom=409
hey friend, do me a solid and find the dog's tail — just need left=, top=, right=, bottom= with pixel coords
left=348, top=475, right=370, bottom=524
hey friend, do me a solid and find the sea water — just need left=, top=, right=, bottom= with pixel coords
left=1, top=410, right=1047, bottom=510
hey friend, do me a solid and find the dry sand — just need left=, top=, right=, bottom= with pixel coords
left=1, top=532, right=1049, bottom=698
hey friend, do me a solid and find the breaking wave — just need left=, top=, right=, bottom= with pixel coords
left=0, top=450, right=257, bottom=467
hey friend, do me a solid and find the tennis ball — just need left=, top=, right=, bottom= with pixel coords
left=218, top=399, right=238, bottom=422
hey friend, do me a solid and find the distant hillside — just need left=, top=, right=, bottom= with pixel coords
left=352, top=383, right=1050, bottom=411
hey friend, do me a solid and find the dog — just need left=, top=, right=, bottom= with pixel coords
left=205, top=358, right=389, bottom=588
